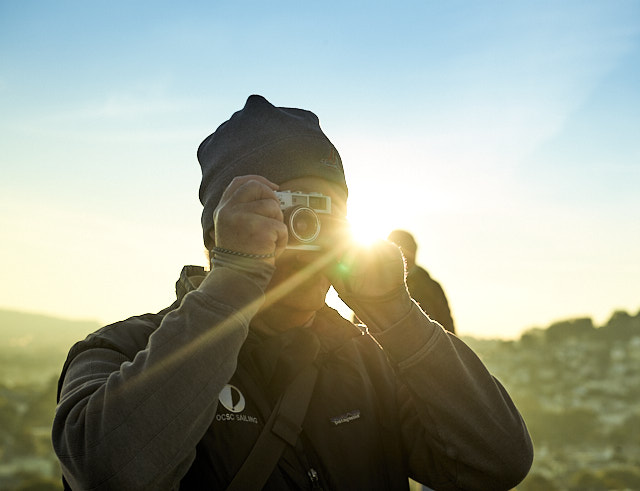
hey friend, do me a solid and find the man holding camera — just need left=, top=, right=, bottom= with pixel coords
left=52, top=95, right=533, bottom=490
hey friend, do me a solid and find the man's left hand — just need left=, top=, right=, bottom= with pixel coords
left=327, top=240, right=413, bottom=329
left=328, top=240, right=405, bottom=297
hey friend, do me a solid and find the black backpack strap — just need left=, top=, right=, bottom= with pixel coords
left=226, top=364, right=319, bottom=491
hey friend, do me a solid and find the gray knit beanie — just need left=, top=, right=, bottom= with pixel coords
left=198, top=94, right=348, bottom=248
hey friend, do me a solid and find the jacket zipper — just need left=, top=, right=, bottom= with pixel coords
left=307, top=468, right=322, bottom=489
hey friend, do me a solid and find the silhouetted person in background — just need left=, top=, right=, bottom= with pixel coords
left=388, top=230, right=455, bottom=334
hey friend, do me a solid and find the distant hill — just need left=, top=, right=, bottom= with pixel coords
left=0, top=310, right=101, bottom=386
left=0, top=309, right=100, bottom=351
left=459, top=308, right=640, bottom=491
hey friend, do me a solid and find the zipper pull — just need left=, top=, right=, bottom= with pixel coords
left=307, top=468, right=321, bottom=489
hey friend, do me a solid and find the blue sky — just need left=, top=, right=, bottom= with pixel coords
left=1, top=1, right=639, bottom=338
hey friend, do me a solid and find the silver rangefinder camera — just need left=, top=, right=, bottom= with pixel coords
left=275, top=191, right=332, bottom=250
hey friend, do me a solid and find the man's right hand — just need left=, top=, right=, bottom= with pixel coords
left=212, top=175, right=288, bottom=265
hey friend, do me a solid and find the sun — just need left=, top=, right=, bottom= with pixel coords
left=346, top=202, right=394, bottom=246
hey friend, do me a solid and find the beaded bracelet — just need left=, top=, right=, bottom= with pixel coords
left=210, top=246, right=276, bottom=259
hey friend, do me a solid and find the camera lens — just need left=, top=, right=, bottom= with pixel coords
left=287, top=206, right=320, bottom=243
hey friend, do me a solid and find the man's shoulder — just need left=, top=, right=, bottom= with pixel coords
left=67, top=305, right=176, bottom=363
left=409, top=265, right=432, bottom=280
left=96, top=311, right=167, bottom=349
left=411, top=266, right=446, bottom=289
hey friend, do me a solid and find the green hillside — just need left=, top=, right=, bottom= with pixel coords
left=0, top=310, right=100, bottom=387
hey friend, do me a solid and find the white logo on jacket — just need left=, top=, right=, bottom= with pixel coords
left=218, top=384, right=246, bottom=413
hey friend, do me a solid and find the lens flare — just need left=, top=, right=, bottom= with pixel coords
left=334, top=260, right=352, bottom=277
left=346, top=206, right=392, bottom=246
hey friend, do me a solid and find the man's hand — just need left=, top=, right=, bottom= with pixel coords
left=327, top=240, right=413, bottom=330
left=328, top=239, right=405, bottom=297
left=213, top=175, right=288, bottom=265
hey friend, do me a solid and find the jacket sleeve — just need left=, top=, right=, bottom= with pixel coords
left=372, top=303, right=534, bottom=491
left=52, top=267, right=266, bottom=490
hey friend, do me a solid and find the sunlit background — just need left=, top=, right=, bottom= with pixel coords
left=1, top=1, right=639, bottom=339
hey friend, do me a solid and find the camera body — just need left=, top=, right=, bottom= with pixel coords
left=275, top=191, right=332, bottom=250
